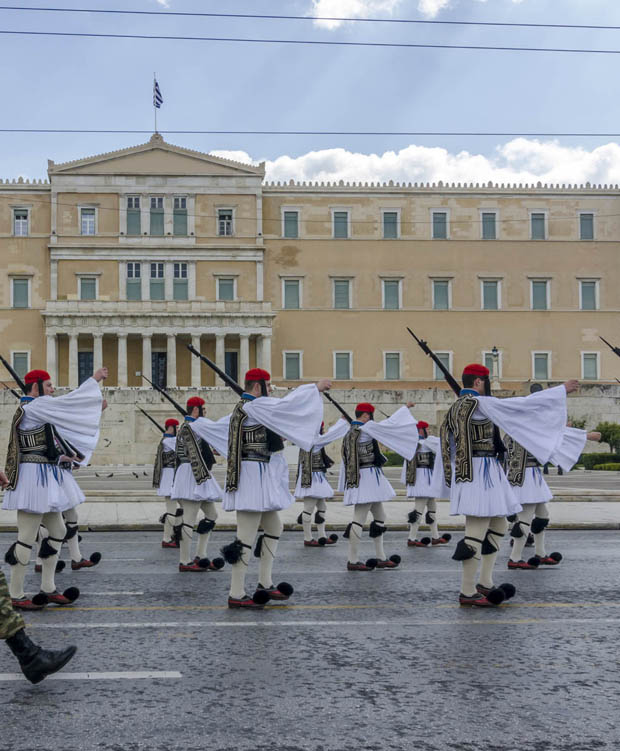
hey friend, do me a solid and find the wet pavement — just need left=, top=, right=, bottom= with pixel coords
left=1, top=529, right=619, bottom=751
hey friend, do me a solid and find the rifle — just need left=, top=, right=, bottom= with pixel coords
left=0, top=355, right=26, bottom=394
left=406, top=328, right=461, bottom=397
left=186, top=344, right=243, bottom=396
left=141, top=375, right=187, bottom=417
left=616, top=378, right=620, bottom=385
left=323, top=392, right=353, bottom=424
left=599, top=336, right=620, bottom=359
left=2, top=381, right=20, bottom=399
left=137, top=407, right=165, bottom=434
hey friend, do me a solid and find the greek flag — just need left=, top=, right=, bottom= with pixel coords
left=153, top=79, right=163, bottom=109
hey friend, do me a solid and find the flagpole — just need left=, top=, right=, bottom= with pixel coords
left=153, top=72, right=157, bottom=133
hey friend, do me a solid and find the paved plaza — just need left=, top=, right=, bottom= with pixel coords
left=1, top=529, right=619, bottom=751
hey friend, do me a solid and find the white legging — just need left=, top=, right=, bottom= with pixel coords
left=347, top=502, right=386, bottom=564
left=229, top=510, right=283, bottom=599
left=510, top=503, right=550, bottom=561
left=408, top=498, right=438, bottom=540
left=10, top=510, right=66, bottom=599
left=300, top=497, right=328, bottom=541
left=178, top=500, right=218, bottom=565
left=460, top=516, right=508, bottom=597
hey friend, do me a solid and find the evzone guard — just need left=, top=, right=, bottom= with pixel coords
left=339, top=402, right=417, bottom=571
left=294, top=419, right=349, bottom=547
left=505, top=427, right=600, bottom=570
left=152, top=418, right=183, bottom=549
left=189, top=367, right=331, bottom=609
left=2, top=367, right=107, bottom=610
left=170, top=397, right=225, bottom=572
left=432, top=363, right=590, bottom=607
left=402, top=420, right=451, bottom=549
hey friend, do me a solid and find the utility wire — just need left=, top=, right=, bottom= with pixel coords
left=0, top=5, right=618, bottom=31
left=3, top=28, right=620, bottom=54
left=1, top=129, right=620, bottom=136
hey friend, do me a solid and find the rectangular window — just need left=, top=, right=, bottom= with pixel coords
left=283, top=211, right=299, bottom=239
left=126, top=262, right=141, bottom=301
left=482, top=280, right=499, bottom=310
left=13, top=209, right=28, bottom=236
left=283, top=279, right=300, bottom=309
left=582, top=353, right=598, bottom=380
left=333, top=211, right=349, bottom=239
left=580, top=213, right=594, bottom=240
left=333, top=279, right=351, bottom=309
left=334, top=352, right=351, bottom=380
left=434, top=352, right=451, bottom=380
left=481, top=212, right=497, bottom=240
left=483, top=351, right=502, bottom=379
left=580, top=280, right=597, bottom=310
left=385, top=352, right=400, bottom=380
left=284, top=352, right=301, bottom=380
left=533, top=353, right=549, bottom=380
left=218, top=209, right=233, bottom=236
left=173, top=196, right=188, bottom=236
left=80, top=208, right=96, bottom=236
left=432, top=211, right=447, bottom=239
left=12, top=352, right=29, bottom=380
left=531, top=212, right=546, bottom=240
left=79, top=277, right=97, bottom=301
left=433, top=280, right=450, bottom=310
left=12, top=278, right=29, bottom=309
left=150, top=197, right=164, bottom=236
left=150, top=262, right=165, bottom=300
left=173, top=262, right=188, bottom=300
left=382, top=211, right=398, bottom=239
left=78, top=351, right=93, bottom=386
left=531, top=280, right=549, bottom=310
left=217, top=277, right=235, bottom=301
left=127, top=196, right=141, bottom=235
left=383, top=280, right=400, bottom=310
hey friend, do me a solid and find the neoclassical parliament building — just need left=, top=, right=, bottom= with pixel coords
left=1, top=134, right=618, bottom=392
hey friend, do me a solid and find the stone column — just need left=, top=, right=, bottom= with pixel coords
left=68, top=333, right=78, bottom=389
left=261, top=333, right=272, bottom=373
left=46, top=333, right=57, bottom=385
left=93, top=333, right=103, bottom=372
left=191, top=334, right=201, bottom=388
left=142, top=333, right=152, bottom=384
left=239, top=334, right=250, bottom=380
left=167, top=334, right=177, bottom=388
left=117, top=333, right=128, bottom=387
left=215, top=334, right=226, bottom=374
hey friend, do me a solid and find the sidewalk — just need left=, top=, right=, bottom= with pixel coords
left=1, top=490, right=618, bottom=531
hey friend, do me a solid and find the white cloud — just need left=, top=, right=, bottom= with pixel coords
left=310, top=0, right=403, bottom=29
left=417, top=0, right=451, bottom=17
left=211, top=140, right=620, bottom=186
left=155, top=0, right=170, bottom=7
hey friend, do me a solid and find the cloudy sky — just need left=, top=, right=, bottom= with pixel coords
left=2, top=0, right=620, bottom=185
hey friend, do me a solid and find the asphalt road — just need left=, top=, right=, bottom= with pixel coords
left=1, top=529, right=619, bottom=751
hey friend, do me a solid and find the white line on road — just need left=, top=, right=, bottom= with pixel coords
left=76, top=592, right=144, bottom=596
left=0, top=671, right=182, bottom=681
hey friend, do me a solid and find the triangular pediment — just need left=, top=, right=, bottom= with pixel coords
left=48, top=135, right=265, bottom=177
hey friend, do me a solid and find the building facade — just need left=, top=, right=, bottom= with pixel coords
left=1, top=134, right=619, bottom=391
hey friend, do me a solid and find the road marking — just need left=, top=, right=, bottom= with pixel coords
left=75, top=592, right=144, bottom=596
left=0, top=671, right=182, bottom=681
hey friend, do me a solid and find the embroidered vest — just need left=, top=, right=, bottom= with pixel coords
left=341, top=427, right=386, bottom=489
left=297, top=447, right=334, bottom=488
left=405, top=447, right=435, bottom=485
left=175, top=422, right=213, bottom=485
left=505, top=436, right=540, bottom=487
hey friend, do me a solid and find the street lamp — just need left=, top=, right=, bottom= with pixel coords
left=491, top=346, right=500, bottom=390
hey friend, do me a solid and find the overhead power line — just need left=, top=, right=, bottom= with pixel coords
left=1, top=129, right=620, bottom=137
left=2, top=28, right=620, bottom=54
left=0, top=5, right=618, bottom=31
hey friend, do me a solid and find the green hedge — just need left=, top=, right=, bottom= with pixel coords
left=383, top=449, right=404, bottom=467
left=579, top=453, right=618, bottom=470
left=592, top=463, right=620, bottom=471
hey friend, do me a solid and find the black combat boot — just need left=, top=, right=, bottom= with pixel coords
left=5, top=628, right=77, bottom=684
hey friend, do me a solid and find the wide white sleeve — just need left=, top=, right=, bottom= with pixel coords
left=360, top=405, right=418, bottom=461
left=162, top=436, right=176, bottom=451
left=400, top=461, right=406, bottom=484
left=337, top=461, right=345, bottom=492
left=24, top=377, right=103, bottom=463
left=243, top=383, right=323, bottom=452
left=474, top=385, right=568, bottom=466
left=421, top=436, right=441, bottom=454
left=312, top=418, right=350, bottom=449
left=191, top=414, right=231, bottom=457
left=548, top=426, right=587, bottom=472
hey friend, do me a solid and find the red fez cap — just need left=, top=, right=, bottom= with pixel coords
left=245, top=368, right=270, bottom=382
left=24, top=369, right=51, bottom=385
left=165, top=418, right=179, bottom=428
left=186, top=396, right=205, bottom=408
left=417, top=421, right=429, bottom=429
left=462, top=363, right=490, bottom=377
left=355, top=402, right=375, bottom=414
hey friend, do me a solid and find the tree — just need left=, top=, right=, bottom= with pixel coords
left=595, top=422, right=620, bottom=453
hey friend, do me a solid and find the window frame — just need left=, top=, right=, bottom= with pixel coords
left=215, top=275, right=237, bottom=302
left=530, top=278, right=551, bottom=311
left=384, top=351, right=401, bottom=380
left=381, top=278, right=403, bottom=310
left=282, top=350, right=303, bottom=380
left=331, top=208, right=351, bottom=239
left=79, top=206, right=97, bottom=236
left=126, top=262, right=142, bottom=301
left=10, top=277, right=31, bottom=309
left=333, top=351, right=353, bottom=380
left=332, top=277, right=352, bottom=310
left=480, top=278, right=502, bottom=311
left=149, top=261, right=165, bottom=301
left=12, top=207, right=30, bottom=237
left=431, top=278, right=452, bottom=310
left=217, top=207, right=235, bottom=237
left=531, top=351, right=552, bottom=380
left=482, top=349, right=503, bottom=378
left=433, top=351, right=453, bottom=380
left=281, top=206, right=300, bottom=239
left=173, top=195, right=188, bottom=236
left=480, top=209, right=498, bottom=240
left=431, top=209, right=450, bottom=240
left=529, top=210, right=547, bottom=240
left=281, top=277, right=303, bottom=310
left=578, top=278, right=599, bottom=311
left=381, top=209, right=401, bottom=239
left=10, top=350, right=30, bottom=380
left=581, top=351, right=600, bottom=380
left=579, top=211, right=595, bottom=241
left=77, top=274, right=99, bottom=301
